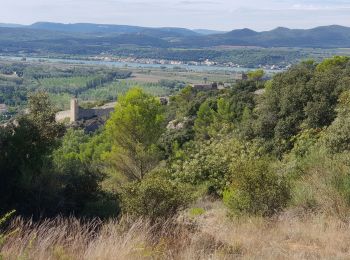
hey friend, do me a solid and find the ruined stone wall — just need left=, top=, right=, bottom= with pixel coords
left=55, top=110, right=71, bottom=121
left=78, top=108, right=114, bottom=120
left=56, top=99, right=115, bottom=122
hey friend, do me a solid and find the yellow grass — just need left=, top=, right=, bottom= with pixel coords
left=1, top=203, right=350, bottom=259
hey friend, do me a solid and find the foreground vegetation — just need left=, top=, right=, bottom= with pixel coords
left=2, top=56, right=350, bottom=258
left=2, top=205, right=350, bottom=259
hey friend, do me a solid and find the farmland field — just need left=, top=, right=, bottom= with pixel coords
left=0, top=58, right=238, bottom=118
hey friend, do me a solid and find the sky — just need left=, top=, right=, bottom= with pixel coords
left=1, top=0, right=350, bottom=31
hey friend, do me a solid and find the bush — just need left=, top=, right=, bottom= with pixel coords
left=81, top=193, right=120, bottom=219
left=49, top=129, right=121, bottom=218
left=323, top=90, right=350, bottom=153
left=223, top=158, right=290, bottom=216
left=171, top=137, right=265, bottom=196
left=120, top=173, right=193, bottom=221
left=288, top=148, right=350, bottom=219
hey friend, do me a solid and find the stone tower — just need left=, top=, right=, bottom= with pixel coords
left=70, top=98, right=79, bottom=122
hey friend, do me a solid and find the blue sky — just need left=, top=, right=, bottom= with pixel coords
left=1, top=0, right=350, bottom=30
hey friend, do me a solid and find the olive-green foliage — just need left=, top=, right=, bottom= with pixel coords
left=189, top=207, right=206, bottom=217
left=194, top=98, right=234, bottom=139
left=161, top=87, right=216, bottom=156
left=168, top=86, right=212, bottom=120
left=255, top=62, right=315, bottom=142
left=289, top=128, right=322, bottom=160
left=323, top=90, right=350, bottom=153
left=52, top=129, right=119, bottom=217
left=286, top=146, right=350, bottom=218
left=255, top=57, right=350, bottom=156
left=171, top=137, right=264, bottom=196
left=79, top=130, right=112, bottom=164
left=158, top=119, right=195, bottom=159
left=27, top=92, right=65, bottom=147
left=247, top=69, right=265, bottom=81
left=53, top=130, right=101, bottom=210
left=224, top=158, right=290, bottom=216
left=281, top=114, right=350, bottom=215
left=0, top=93, right=114, bottom=218
left=194, top=101, right=216, bottom=139
left=0, top=92, right=64, bottom=216
left=53, top=129, right=90, bottom=167
left=192, top=80, right=259, bottom=141
left=332, top=154, right=350, bottom=209
left=229, top=80, right=259, bottom=116
left=120, top=173, right=193, bottom=221
left=316, top=56, right=350, bottom=72
left=105, top=88, right=165, bottom=181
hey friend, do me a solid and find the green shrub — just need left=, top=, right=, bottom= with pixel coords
left=223, top=158, right=290, bottom=216
left=171, top=137, right=264, bottom=196
left=280, top=146, right=350, bottom=217
left=81, top=193, right=120, bottom=219
left=321, top=152, right=350, bottom=215
left=290, top=180, right=318, bottom=211
left=287, top=149, right=350, bottom=218
left=189, top=207, right=206, bottom=217
left=323, top=90, right=350, bottom=153
left=120, top=173, right=193, bottom=221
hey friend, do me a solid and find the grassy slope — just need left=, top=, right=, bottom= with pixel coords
left=1, top=201, right=349, bottom=259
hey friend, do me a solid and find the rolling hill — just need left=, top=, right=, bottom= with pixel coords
left=28, top=22, right=199, bottom=38
left=0, top=22, right=350, bottom=54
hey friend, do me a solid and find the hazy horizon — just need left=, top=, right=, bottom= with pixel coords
left=1, top=21, right=350, bottom=33
left=1, top=0, right=350, bottom=31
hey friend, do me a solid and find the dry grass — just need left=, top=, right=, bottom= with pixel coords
left=1, top=203, right=350, bottom=259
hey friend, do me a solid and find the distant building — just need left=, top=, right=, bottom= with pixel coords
left=191, top=83, right=218, bottom=91
left=56, top=98, right=115, bottom=123
left=56, top=96, right=170, bottom=125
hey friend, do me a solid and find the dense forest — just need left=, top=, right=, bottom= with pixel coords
left=2, top=56, right=350, bottom=258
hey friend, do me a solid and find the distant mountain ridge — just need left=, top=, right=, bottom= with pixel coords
left=28, top=22, right=200, bottom=38
left=193, top=29, right=227, bottom=35
left=0, top=22, right=350, bottom=49
left=0, top=23, right=25, bottom=28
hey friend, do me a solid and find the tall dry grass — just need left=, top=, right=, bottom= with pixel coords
left=1, top=203, right=350, bottom=259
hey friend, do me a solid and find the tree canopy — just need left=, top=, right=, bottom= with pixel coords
left=105, top=88, right=165, bottom=181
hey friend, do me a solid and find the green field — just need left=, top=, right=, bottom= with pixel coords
left=0, top=59, right=236, bottom=114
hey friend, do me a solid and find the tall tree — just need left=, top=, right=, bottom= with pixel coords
left=0, top=92, right=64, bottom=216
left=105, top=88, right=165, bottom=181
